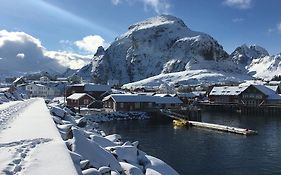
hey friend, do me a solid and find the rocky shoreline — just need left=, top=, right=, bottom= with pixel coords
left=48, top=103, right=179, bottom=175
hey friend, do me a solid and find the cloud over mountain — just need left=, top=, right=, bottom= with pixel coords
left=0, top=30, right=92, bottom=74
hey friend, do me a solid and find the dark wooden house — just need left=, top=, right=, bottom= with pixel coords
left=66, top=93, right=95, bottom=108
left=66, top=83, right=111, bottom=100
left=240, top=85, right=281, bottom=106
left=208, top=86, right=247, bottom=104
left=102, top=94, right=183, bottom=112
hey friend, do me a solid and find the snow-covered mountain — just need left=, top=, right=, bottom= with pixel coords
left=230, top=44, right=281, bottom=80
left=247, top=53, right=281, bottom=80
left=231, top=44, right=269, bottom=66
left=75, top=15, right=249, bottom=86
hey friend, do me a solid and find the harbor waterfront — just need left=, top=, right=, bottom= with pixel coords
left=100, top=111, right=281, bottom=175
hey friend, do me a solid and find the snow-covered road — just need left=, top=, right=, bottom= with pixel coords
left=0, top=98, right=78, bottom=175
left=0, top=99, right=35, bottom=131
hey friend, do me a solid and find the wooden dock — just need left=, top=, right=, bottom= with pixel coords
left=188, top=121, right=257, bottom=136
left=160, top=109, right=257, bottom=136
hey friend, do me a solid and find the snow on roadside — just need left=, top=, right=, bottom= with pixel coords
left=0, top=98, right=78, bottom=175
left=48, top=103, right=179, bottom=175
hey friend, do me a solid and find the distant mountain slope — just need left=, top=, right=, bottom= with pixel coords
left=231, top=44, right=269, bottom=66
left=247, top=54, right=281, bottom=80
left=230, top=44, right=281, bottom=80
left=76, top=15, right=247, bottom=85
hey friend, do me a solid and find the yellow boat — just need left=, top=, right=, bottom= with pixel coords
left=173, top=119, right=188, bottom=127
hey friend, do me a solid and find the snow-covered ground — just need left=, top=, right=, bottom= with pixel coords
left=0, top=98, right=78, bottom=175
left=122, top=69, right=252, bottom=90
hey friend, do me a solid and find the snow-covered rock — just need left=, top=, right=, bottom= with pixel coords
left=119, top=162, right=143, bottom=175
left=144, top=155, right=179, bottom=175
left=247, top=54, right=281, bottom=80
left=50, top=106, right=66, bottom=119
left=73, top=15, right=246, bottom=85
left=231, top=44, right=269, bottom=65
left=70, top=128, right=123, bottom=172
left=82, top=168, right=101, bottom=175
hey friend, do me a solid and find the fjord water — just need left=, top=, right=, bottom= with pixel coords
left=100, top=112, right=281, bottom=175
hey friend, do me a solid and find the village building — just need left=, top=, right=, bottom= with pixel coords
left=26, top=83, right=60, bottom=98
left=208, top=86, right=248, bottom=104
left=66, top=83, right=111, bottom=100
left=154, top=96, right=183, bottom=109
left=13, top=76, right=26, bottom=87
left=177, top=91, right=206, bottom=104
left=66, top=93, right=95, bottom=108
left=240, top=85, right=281, bottom=107
left=103, top=94, right=154, bottom=112
left=102, top=94, right=182, bottom=112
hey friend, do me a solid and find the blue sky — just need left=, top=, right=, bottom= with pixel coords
left=0, top=0, right=281, bottom=55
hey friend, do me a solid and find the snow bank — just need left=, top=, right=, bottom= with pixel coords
left=48, top=103, right=179, bottom=175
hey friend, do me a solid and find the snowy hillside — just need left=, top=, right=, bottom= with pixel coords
left=247, top=54, right=281, bottom=80
left=75, top=15, right=247, bottom=85
left=122, top=69, right=252, bottom=90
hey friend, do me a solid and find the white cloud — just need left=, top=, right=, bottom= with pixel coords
left=16, top=53, right=25, bottom=59
left=111, top=0, right=171, bottom=14
left=74, top=35, right=109, bottom=54
left=277, top=23, right=281, bottom=33
left=232, top=18, right=245, bottom=23
left=45, top=51, right=92, bottom=69
left=112, top=0, right=121, bottom=5
left=223, top=0, right=252, bottom=9
left=0, top=30, right=92, bottom=74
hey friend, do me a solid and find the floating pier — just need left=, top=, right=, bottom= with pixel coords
left=160, top=109, right=257, bottom=136
left=188, top=121, right=257, bottom=136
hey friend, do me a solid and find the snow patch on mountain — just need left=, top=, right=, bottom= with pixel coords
left=122, top=69, right=252, bottom=90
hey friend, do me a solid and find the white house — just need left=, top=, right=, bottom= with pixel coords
left=26, top=83, right=60, bottom=98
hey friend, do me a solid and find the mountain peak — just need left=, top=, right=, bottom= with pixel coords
left=128, top=15, right=187, bottom=31
left=94, top=46, right=105, bottom=57
left=231, top=44, right=269, bottom=65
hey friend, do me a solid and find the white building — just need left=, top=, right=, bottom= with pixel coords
left=26, top=83, right=60, bottom=98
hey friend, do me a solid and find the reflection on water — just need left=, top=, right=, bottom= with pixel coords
left=100, top=112, right=281, bottom=175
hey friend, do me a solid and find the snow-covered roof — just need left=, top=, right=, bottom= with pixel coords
left=84, top=84, right=111, bottom=92
left=253, top=85, right=281, bottom=100
left=268, top=81, right=281, bottom=85
left=67, top=93, right=93, bottom=100
left=103, top=94, right=182, bottom=104
left=266, top=85, right=278, bottom=92
left=153, top=94, right=171, bottom=97
left=153, top=96, right=183, bottom=104
left=103, top=94, right=153, bottom=103
left=209, top=86, right=248, bottom=96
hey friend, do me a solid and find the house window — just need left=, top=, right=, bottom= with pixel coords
left=135, top=102, right=140, bottom=109
left=84, top=99, right=89, bottom=104
left=120, top=103, right=124, bottom=108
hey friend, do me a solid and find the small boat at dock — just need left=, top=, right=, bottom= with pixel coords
left=173, top=119, right=188, bottom=127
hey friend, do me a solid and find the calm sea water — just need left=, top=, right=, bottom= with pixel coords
left=100, top=112, right=281, bottom=175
